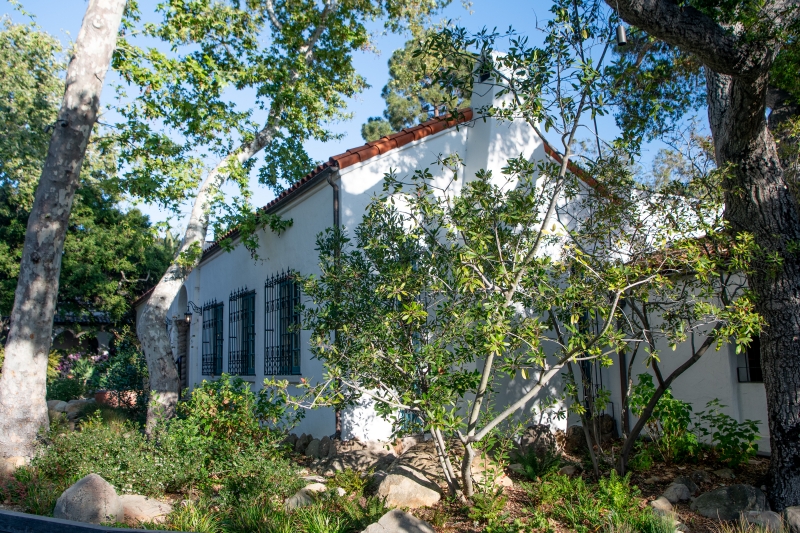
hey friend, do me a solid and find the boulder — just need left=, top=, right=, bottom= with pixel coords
left=784, top=506, right=800, bottom=533
left=744, top=511, right=783, bottom=533
left=690, top=484, right=767, bottom=521
left=392, top=436, right=421, bottom=456
left=295, top=433, right=312, bottom=454
left=305, top=439, right=322, bottom=459
left=563, top=425, right=587, bottom=455
left=691, top=470, right=712, bottom=484
left=517, top=425, right=557, bottom=458
left=48, top=409, right=67, bottom=423
left=0, top=456, right=27, bottom=477
left=376, top=466, right=441, bottom=509
left=663, top=483, right=692, bottom=504
left=471, top=454, right=513, bottom=488
left=119, top=495, right=172, bottom=525
left=64, top=399, right=96, bottom=420
left=283, top=433, right=299, bottom=449
left=650, top=496, right=674, bottom=515
left=53, top=473, right=123, bottom=524
left=319, top=436, right=331, bottom=458
left=673, top=476, right=699, bottom=495
left=47, top=400, right=67, bottom=412
left=318, top=449, right=397, bottom=476
left=361, top=509, right=435, bottom=533
left=284, top=483, right=328, bottom=510
left=714, top=468, right=736, bottom=480
left=558, top=465, right=577, bottom=477
left=508, top=463, right=525, bottom=475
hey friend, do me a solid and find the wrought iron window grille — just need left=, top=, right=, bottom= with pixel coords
left=201, top=300, right=224, bottom=376
left=229, top=287, right=256, bottom=376
left=264, top=271, right=301, bottom=375
left=738, top=335, right=763, bottom=383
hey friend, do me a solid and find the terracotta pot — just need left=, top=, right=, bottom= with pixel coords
left=95, top=390, right=138, bottom=409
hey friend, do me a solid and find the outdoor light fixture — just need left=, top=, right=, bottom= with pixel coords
left=185, top=301, right=202, bottom=324
left=616, top=24, right=627, bottom=46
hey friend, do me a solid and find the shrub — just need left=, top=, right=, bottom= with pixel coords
left=694, top=399, right=760, bottom=467
left=517, top=446, right=561, bottom=480
left=330, top=468, right=368, bottom=496
left=629, top=374, right=699, bottom=463
left=468, top=486, right=508, bottom=524
left=533, top=471, right=665, bottom=533
left=46, top=377, right=85, bottom=401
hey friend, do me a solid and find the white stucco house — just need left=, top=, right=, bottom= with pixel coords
left=134, top=78, right=771, bottom=453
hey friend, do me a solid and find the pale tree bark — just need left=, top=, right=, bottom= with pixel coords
left=0, top=0, right=126, bottom=469
left=609, top=0, right=800, bottom=510
left=137, top=0, right=337, bottom=431
left=139, top=123, right=277, bottom=433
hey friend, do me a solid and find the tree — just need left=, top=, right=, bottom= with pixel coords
left=273, top=2, right=759, bottom=501
left=0, top=0, right=126, bottom=469
left=361, top=28, right=472, bottom=142
left=115, top=0, right=453, bottom=430
left=608, top=0, right=800, bottom=510
left=0, top=18, right=173, bottom=323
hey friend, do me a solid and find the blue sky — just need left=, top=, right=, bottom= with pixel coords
left=2, top=1, right=639, bottom=233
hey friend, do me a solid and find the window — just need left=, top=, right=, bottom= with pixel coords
left=738, top=335, right=763, bottom=383
left=202, top=301, right=224, bottom=376
left=229, top=288, right=256, bottom=376
left=264, top=271, right=301, bottom=375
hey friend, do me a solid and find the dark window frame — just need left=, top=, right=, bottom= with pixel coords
left=264, top=271, right=301, bottom=375
left=738, top=335, right=763, bottom=383
left=229, top=288, right=256, bottom=376
left=201, top=301, right=224, bottom=376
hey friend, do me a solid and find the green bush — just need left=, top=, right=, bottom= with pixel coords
left=517, top=446, right=561, bottom=480
left=694, top=399, right=760, bottom=467
left=468, top=486, right=509, bottom=524
left=46, top=377, right=86, bottom=401
left=533, top=471, right=665, bottom=533
left=629, top=374, right=699, bottom=463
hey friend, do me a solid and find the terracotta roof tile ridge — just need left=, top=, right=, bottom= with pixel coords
left=196, top=109, right=474, bottom=262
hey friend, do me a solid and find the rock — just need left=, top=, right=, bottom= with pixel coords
left=306, top=439, right=322, bottom=459
left=558, top=465, right=577, bottom=477
left=673, top=476, right=699, bottom=495
left=335, top=487, right=347, bottom=497
left=53, top=473, right=123, bottom=524
left=393, top=436, right=421, bottom=456
left=47, top=400, right=68, bottom=412
left=691, top=470, right=712, bottom=484
left=376, top=466, right=441, bottom=509
left=319, top=436, right=331, bottom=458
left=690, top=484, right=767, bottom=521
left=318, top=449, right=397, bottom=476
left=744, top=511, right=783, bottom=533
left=301, top=475, right=327, bottom=483
left=471, top=454, right=513, bottom=488
left=0, top=456, right=27, bottom=477
left=283, top=433, right=299, bottom=449
left=508, top=463, right=525, bottom=475
left=48, top=409, right=67, bottom=423
left=517, top=425, right=557, bottom=458
left=644, top=476, right=661, bottom=484
left=650, top=496, right=674, bottom=515
left=662, top=483, right=692, bottom=504
left=295, top=433, right=312, bottom=454
left=64, top=399, right=95, bottom=420
left=714, top=468, right=736, bottom=480
left=563, top=425, right=587, bottom=455
left=784, top=506, right=800, bottom=533
left=284, top=483, right=328, bottom=510
left=119, top=495, right=172, bottom=524
left=361, top=509, right=435, bottom=533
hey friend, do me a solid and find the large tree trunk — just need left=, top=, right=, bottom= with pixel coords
left=138, top=125, right=277, bottom=432
left=0, top=0, right=126, bottom=470
left=609, top=0, right=800, bottom=510
left=707, top=70, right=800, bottom=510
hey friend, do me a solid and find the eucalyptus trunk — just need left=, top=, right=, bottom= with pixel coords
left=610, top=0, right=800, bottom=509
left=0, top=0, right=126, bottom=469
